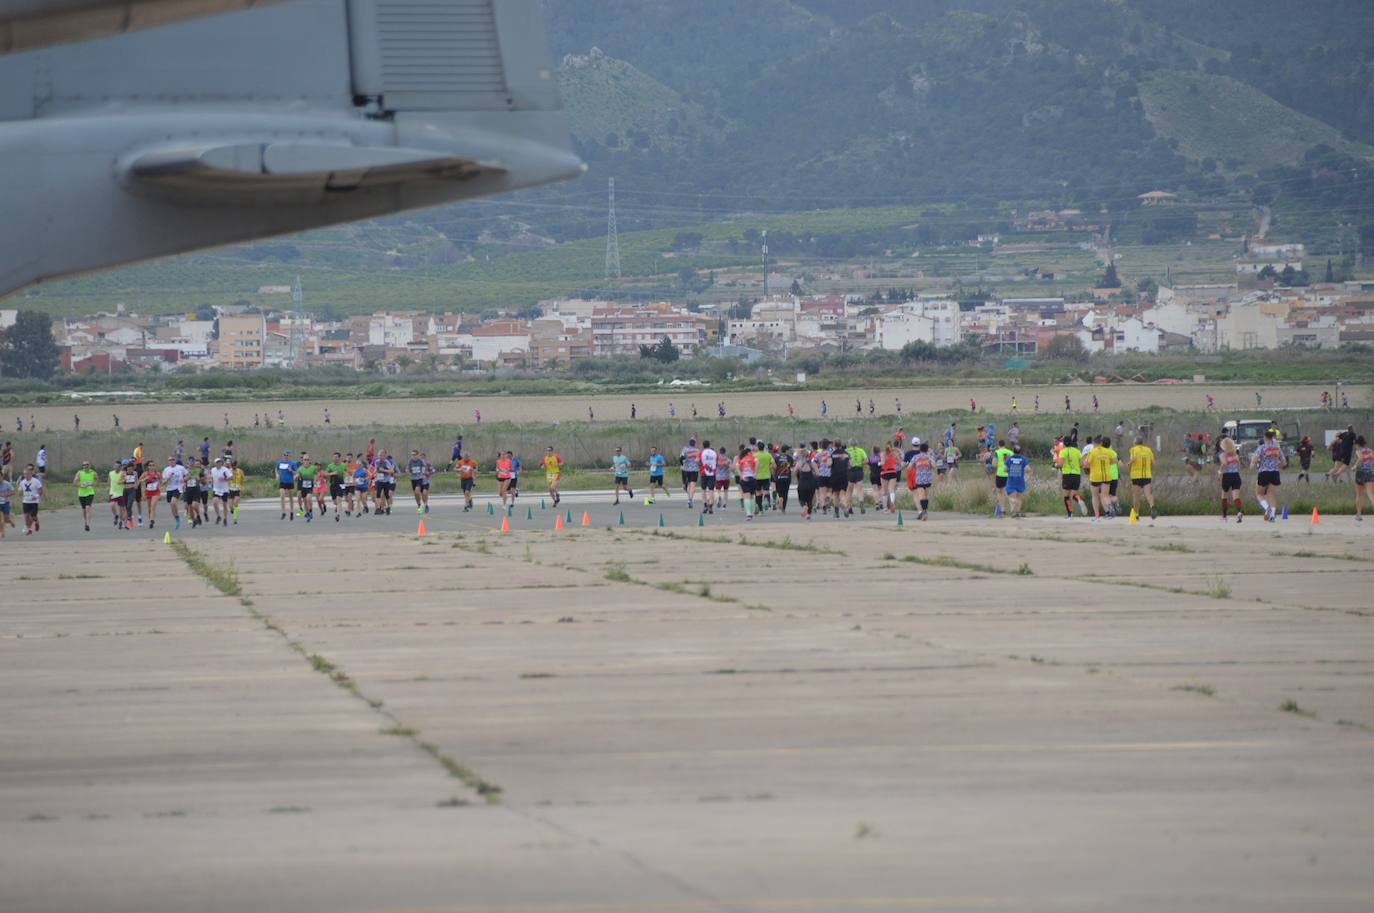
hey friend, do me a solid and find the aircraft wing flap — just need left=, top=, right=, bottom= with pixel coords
left=123, top=140, right=503, bottom=199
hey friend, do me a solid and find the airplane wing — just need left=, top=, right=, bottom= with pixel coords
left=0, top=0, right=583, bottom=298
left=0, top=0, right=283, bottom=53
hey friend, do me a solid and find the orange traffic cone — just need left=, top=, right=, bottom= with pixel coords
left=417, top=519, right=427, bottom=537
left=500, top=515, right=510, bottom=533
left=581, top=511, right=591, bottom=527
left=1311, top=507, right=1320, bottom=525
left=555, top=514, right=564, bottom=531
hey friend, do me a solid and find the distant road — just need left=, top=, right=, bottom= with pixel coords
left=12, top=382, right=1366, bottom=432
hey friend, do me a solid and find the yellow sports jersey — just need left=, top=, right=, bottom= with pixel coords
left=1087, top=447, right=1116, bottom=484
left=542, top=454, right=562, bottom=478
left=231, top=468, right=245, bottom=488
left=1129, top=445, right=1154, bottom=480
left=1058, top=446, right=1082, bottom=475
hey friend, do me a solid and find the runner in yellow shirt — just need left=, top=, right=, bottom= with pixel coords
left=1127, top=437, right=1157, bottom=521
left=542, top=446, right=564, bottom=507
left=1086, top=436, right=1117, bottom=520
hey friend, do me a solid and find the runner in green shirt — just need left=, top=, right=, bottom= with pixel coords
left=295, top=458, right=320, bottom=522
left=326, top=454, right=348, bottom=523
left=993, top=440, right=1014, bottom=518
left=753, top=445, right=773, bottom=511
left=107, top=462, right=127, bottom=528
left=1057, top=442, right=1087, bottom=518
left=73, top=461, right=96, bottom=531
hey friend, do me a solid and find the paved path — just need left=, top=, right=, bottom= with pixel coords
left=3, top=505, right=1373, bottom=911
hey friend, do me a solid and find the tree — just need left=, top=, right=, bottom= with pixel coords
left=0, top=310, right=60, bottom=380
left=1136, top=277, right=1159, bottom=299
left=639, top=336, right=680, bottom=363
left=1100, top=263, right=1121, bottom=288
left=729, top=296, right=754, bottom=320
left=1325, top=258, right=1335, bottom=283
left=1042, top=333, right=1087, bottom=361
left=789, top=279, right=803, bottom=296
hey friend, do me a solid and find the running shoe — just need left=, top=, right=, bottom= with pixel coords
left=84, top=523, right=90, bottom=531
left=137, top=517, right=143, bottom=527
left=175, top=517, right=181, bottom=530
left=1150, top=506, right=1158, bottom=520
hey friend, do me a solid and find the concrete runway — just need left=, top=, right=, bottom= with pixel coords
left=3, top=493, right=1373, bottom=912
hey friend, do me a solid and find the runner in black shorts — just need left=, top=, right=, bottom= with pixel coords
left=829, top=441, right=851, bottom=517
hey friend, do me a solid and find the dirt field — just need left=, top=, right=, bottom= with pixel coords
left=17, top=382, right=1367, bottom=431
left=4, top=503, right=1373, bottom=912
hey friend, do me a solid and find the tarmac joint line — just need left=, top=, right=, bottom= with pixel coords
left=168, top=540, right=505, bottom=804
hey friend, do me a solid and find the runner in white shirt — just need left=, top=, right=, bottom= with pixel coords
left=161, top=456, right=188, bottom=530
left=699, top=441, right=718, bottom=515
left=19, top=464, right=43, bottom=535
left=210, top=457, right=233, bottom=527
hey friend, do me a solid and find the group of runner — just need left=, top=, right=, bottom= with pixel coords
left=6, top=420, right=1374, bottom=537
left=272, top=441, right=445, bottom=522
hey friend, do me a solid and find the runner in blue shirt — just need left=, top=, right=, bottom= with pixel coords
left=275, top=451, right=299, bottom=520
left=1004, top=445, right=1031, bottom=518
left=611, top=447, right=632, bottom=505
left=646, top=446, right=667, bottom=503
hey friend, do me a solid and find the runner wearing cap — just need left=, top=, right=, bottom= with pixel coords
left=73, top=460, right=97, bottom=531
left=122, top=459, right=141, bottom=528
left=277, top=451, right=299, bottom=520
left=210, top=457, right=232, bottom=526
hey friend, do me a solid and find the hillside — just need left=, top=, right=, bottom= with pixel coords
left=19, top=0, right=1374, bottom=317
left=1139, top=71, right=1374, bottom=172
left=558, top=49, right=727, bottom=154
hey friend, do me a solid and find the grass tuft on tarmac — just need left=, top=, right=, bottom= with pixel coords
left=170, top=541, right=241, bottom=597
